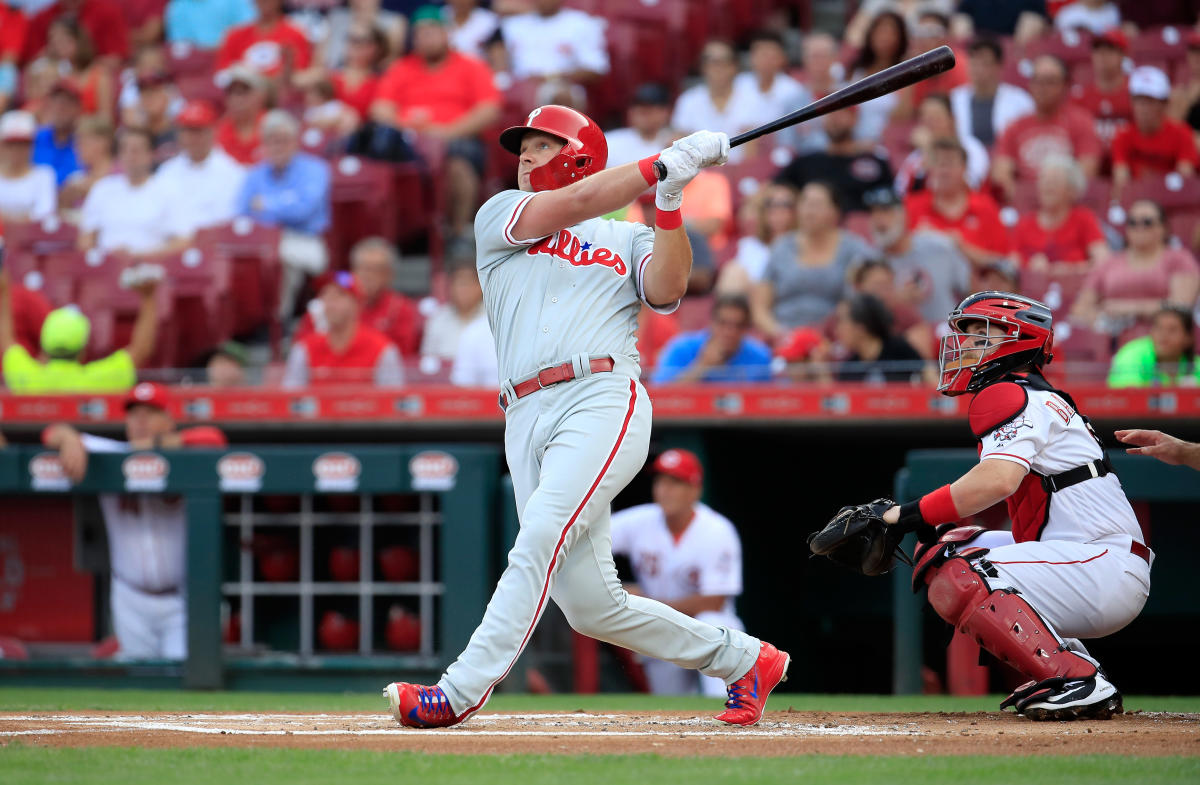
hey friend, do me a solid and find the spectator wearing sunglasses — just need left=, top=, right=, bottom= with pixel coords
left=1071, top=200, right=1200, bottom=341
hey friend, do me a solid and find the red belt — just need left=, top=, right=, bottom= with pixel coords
left=500, top=357, right=615, bottom=409
left=1131, top=540, right=1151, bottom=565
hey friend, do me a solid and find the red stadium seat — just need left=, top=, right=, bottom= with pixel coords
left=1120, top=173, right=1200, bottom=212
left=193, top=222, right=283, bottom=344
left=1020, top=266, right=1091, bottom=316
left=327, top=156, right=400, bottom=268
left=76, top=277, right=178, bottom=368
left=167, top=42, right=217, bottom=78
left=1129, top=26, right=1191, bottom=68
left=717, top=154, right=783, bottom=216
left=160, top=248, right=234, bottom=365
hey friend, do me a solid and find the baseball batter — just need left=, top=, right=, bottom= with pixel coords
left=611, top=449, right=745, bottom=698
left=385, top=105, right=789, bottom=728
left=815, top=292, right=1150, bottom=721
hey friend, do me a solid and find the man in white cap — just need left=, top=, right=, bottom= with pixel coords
left=1112, top=65, right=1199, bottom=202
left=0, top=110, right=57, bottom=222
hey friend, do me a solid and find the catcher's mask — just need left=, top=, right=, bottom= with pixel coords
left=938, top=291, right=1054, bottom=396
left=499, top=105, right=608, bottom=192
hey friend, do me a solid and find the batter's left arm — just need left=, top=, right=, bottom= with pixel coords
left=641, top=131, right=730, bottom=305
left=642, top=226, right=692, bottom=306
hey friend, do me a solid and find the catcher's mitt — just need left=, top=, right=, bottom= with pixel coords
left=807, top=498, right=913, bottom=576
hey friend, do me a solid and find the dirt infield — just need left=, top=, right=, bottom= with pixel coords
left=2, top=710, right=1197, bottom=756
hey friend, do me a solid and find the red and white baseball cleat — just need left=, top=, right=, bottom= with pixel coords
left=713, top=641, right=791, bottom=726
left=383, top=682, right=463, bottom=728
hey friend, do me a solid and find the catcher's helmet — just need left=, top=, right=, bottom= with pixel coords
left=499, top=105, right=608, bottom=192
left=937, top=291, right=1054, bottom=396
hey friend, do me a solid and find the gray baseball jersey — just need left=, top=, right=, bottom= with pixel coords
left=433, top=188, right=760, bottom=720
left=474, top=189, right=676, bottom=382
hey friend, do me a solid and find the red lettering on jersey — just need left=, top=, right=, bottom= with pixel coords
left=527, top=229, right=628, bottom=276
left=1044, top=394, right=1072, bottom=425
left=638, top=552, right=659, bottom=579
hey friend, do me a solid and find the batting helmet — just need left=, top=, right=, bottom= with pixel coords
left=499, top=105, right=608, bottom=192
left=937, top=291, right=1055, bottom=396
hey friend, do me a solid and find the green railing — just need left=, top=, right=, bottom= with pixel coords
left=0, top=444, right=501, bottom=689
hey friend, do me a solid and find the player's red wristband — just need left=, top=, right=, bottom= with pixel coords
left=637, top=155, right=659, bottom=186
left=655, top=207, right=683, bottom=230
left=918, top=484, right=960, bottom=525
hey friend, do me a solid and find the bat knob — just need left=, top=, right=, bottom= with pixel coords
left=652, top=160, right=667, bottom=181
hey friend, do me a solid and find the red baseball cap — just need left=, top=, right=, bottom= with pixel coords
left=49, top=79, right=83, bottom=101
left=316, top=270, right=364, bottom=302
left=1092, top=29, right=1128, bottom=52
left=177, top=100, right=217, bottom=128
left=652, top=448, right=703, bottom=486
left=776, top=327, right=824, bottom=363
left=125, top=381, right=172, bottom=412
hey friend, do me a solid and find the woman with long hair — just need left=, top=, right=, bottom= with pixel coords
left=1108, top=306, right=1199, bottom=387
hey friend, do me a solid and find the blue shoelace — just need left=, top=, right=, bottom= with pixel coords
left=416, top=686, right=455, bottom=720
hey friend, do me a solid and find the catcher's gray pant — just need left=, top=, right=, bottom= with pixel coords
left=437, top=372, right=759, bottom=718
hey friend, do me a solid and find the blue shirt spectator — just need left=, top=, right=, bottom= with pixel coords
left=166, top=0, right=257, bottom=49
left=237, top=147, right=330, bottom=234
left=652, top=295, right=773, bottom=383
left=32, top=126, right=80, bottom=186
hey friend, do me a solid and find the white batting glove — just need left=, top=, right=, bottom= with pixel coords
left=678, top=130, right=730, bottom=168
left=654, top=131, right=730, bottom=212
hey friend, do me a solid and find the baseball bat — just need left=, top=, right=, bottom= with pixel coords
left=653, top=45, right=957, bottom=181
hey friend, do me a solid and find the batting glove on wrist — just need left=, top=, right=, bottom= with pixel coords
left=654, top=131, right=730, bottom=211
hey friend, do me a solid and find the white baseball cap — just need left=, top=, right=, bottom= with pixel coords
left=1129, top=66, right=1171, bottom=100
left=0, top=110, right=37, bottom=142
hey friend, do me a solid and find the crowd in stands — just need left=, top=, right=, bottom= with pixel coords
left=1, top=0, right=1200, bottom=395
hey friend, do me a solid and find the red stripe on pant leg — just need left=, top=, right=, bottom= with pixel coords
left=989, top=549, right=1108, bottom=566
left=460, top=379, right=639, bottom=719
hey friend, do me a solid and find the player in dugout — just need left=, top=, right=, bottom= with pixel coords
left=42, top=382, right=227, bottom=660
left=611, top=449, right=747, bottom=697
left=810, top=292, right=1150, bottom=721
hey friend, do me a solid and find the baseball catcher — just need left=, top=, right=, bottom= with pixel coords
left=809, top=292, right=1151, bottom=721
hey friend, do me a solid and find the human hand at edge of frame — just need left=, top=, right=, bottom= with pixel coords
left=1115, top=429, right=1200, bottom=471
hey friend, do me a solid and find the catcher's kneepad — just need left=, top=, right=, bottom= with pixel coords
left=910, top=524, right=990, bottom=592
left=807, top=498, right=910, bottom=577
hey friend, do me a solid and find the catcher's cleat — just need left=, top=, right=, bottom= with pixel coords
left=1003, top=673, right=1123, bottom=722
left=383, top=682, right=462, bottom=728
left=714, top=641, right=790, bottom=726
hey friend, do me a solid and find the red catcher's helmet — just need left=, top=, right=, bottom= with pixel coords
left=499, top=105, right=608, bottom=191
left=937, top=291, right=1055, bottom=396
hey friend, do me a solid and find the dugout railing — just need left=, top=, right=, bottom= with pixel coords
left=892, top=449, right=1199, bottom=694
left=0, top=445, right=500, bottom=690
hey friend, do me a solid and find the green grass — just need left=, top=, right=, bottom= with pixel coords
left=2, top=687, right=1199, bottom=714
left=0, top=748, right=1197, bottom=785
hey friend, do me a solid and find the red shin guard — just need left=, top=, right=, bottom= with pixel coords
left=924, top=557, right=1097, bottom=684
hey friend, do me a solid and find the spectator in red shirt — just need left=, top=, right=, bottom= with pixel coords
left=1070, top=29, right=1131, bottom=148
left=22, top=0, right=129, bottom=66
left=0, top=7, right=28, bottom=99
left=217, top=0, right=312, bottom=78
left=1013, top=153, right=1109, bottom=272
left=5, top=284, right=52, bottom=357
left=371, top=7, right=501, bottom=249
left=293, top=237, right=423, bottom=358
left=905, top=138, right=1011, bottom=268
left=330, top=23, right=387, bottom=122
left=993, top=55, right=1102, bottom=202
left=283, top=271, right=404, bottom=387
left=214, top=65, right=266, bottom=165
left=1111, top=66, right=1200, bottom=202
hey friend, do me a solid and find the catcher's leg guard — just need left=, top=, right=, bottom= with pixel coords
left=925, top=557, right=1098, bottom=686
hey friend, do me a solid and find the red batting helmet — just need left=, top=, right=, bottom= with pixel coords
left=499, top=105, right=608, bottom=192
left=937, top=291, right=1055, bottom=396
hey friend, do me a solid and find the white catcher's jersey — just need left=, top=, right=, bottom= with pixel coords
left=611, top=502, right=743, bottom=622
left=978, top=385, right=1142, bottom=545
left=473, top=189, right=680, bottom=382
